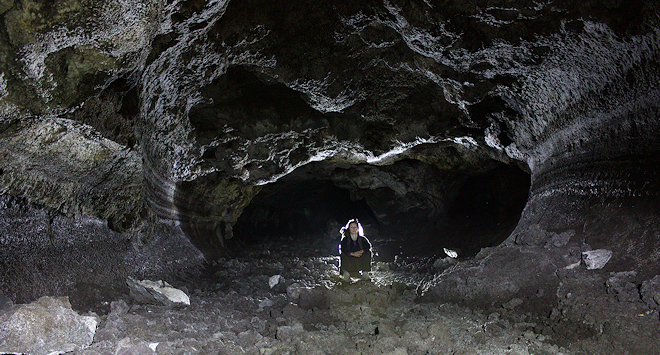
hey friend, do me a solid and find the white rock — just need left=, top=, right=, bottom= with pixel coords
left=582, top=249, right=613, bottom=270
left=157, top=286, right=190, bottom=305
left=564, top=261, right=581, bottom=270
left=443, top=248, right=458, bottom=258
left=127, top=277, right=190, bottom=306
left=269, top=275, right=282, bottom=288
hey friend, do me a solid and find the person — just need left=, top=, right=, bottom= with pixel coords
left=339, top=219, right=372, bottom=279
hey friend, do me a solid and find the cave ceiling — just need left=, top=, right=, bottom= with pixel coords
left=0, top=0, right=659, bottom=258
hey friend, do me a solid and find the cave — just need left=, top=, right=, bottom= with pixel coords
left=1, top=0, right=659, bottom=354
left=231, top=160, right=531, bottom=260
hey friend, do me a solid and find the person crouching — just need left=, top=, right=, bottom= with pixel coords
left=339, top=219, right=372, bottom=279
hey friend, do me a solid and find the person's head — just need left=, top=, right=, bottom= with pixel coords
left=348, top=221, right=359, bottom=237
left=341, top=218, right=364, bottom=239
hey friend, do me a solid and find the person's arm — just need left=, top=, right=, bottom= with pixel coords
left=351, top=238, right=369, bottom=257
left=345, top=239, right=361, bottom=257
left=362, top=237, right=371, bottom=253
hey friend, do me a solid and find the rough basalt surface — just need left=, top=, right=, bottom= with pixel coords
left=0, top=0, right=659, bottom=353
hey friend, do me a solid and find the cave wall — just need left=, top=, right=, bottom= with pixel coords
left=0, top=0, right=658, bottom=313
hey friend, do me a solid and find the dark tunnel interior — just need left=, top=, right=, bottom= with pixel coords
left=233, top=178, right=379, bottom=242
left=232, top=160, right=531, bottom=260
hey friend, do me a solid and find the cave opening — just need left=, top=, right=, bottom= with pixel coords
left=232, top=160, right=531, bottom=261
left=232, top=177, right=379, bottom=250
left=183, top=65, right=532, bottom=262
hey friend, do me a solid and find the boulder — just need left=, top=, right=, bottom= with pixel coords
left=269, top=275, right=282, bottom=289
left=544, top=230, right=575, bottom=249
left=0, top=296, right=99, bottom=355
left=276, top=322, right=304, bottom=341
left=582, top=249, right=613, bottom=270
left=286, top=283, right=304, bottom=300
left=606, top=271, right=640, bottom=302
left=640, top=275, right=660, bottom=310
left=126, top=277, right=190, bottom=307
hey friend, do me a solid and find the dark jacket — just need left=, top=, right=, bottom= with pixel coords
left=340, top=235, right=371, bottom=255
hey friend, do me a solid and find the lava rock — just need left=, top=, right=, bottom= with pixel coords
left=515, top=224, right=550, bottom=246
left=433, top=257, right=458, bottom=269
left=582, top=249, right=613, bottom=270
left=276, top=322, right=304, bottom=341
left=113, top=337, right=156, bottom=355
left=298, top=286, right=329, bottom=310
left=126, top=277, right=190, bottom=307
left=286, top=283, right=304, bottom=300
left=269, top=274, right=282, bottom=289
left=0, top=296, right=99, bottom=355
left=93, top=300, right=130, bottom=342
left=606, top=271, right=640, bottom=302
left=640, top=275, right=660, bottom=310
left=544, top=230, right=575, bottom=249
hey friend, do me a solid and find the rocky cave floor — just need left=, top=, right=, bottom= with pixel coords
left=12, top=236, right=576, bottom=355
left=3, top=232, right=658, bottom=355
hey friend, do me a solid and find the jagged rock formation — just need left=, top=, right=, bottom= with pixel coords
left=0, top=296, right=99, bottom=354
left=0, top=0, right=659, bottom=353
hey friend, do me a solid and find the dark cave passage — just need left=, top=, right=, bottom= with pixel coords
left=233, top=178, right=379, bottom=244
left=232, top=161, right=531, bottom=260
left=438, top=165, right=532, bottom=256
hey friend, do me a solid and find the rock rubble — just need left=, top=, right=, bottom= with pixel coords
left=2, top=239, right=573, bottom=355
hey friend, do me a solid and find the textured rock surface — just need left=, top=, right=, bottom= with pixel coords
left=126, top=277, right=191, bottom=306
left=0, top=117, right=144, bottom=231
left=0, top=194, right=204, bottom=305
left=0, top=0, right=659, bottom=353
left=79, top=241, right=574, bottom=355
left=0, top=296, right=99, bottom=355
